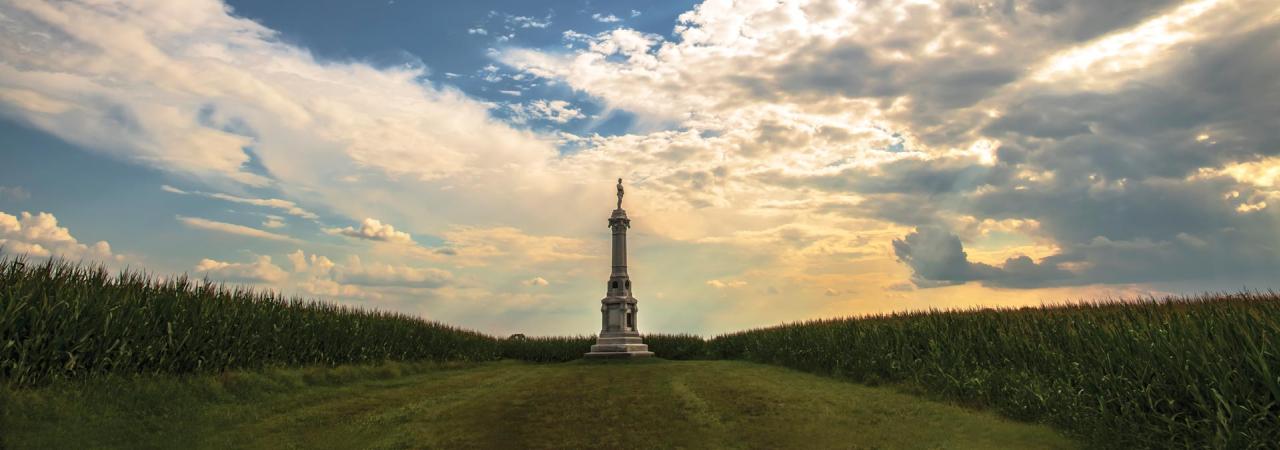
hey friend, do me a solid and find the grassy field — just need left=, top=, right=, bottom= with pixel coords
left=481, top=295, right=1280, bottom=447
left=5, top=254, right=1278, bottom=447
left=0, top=359, right=1076, bottom=449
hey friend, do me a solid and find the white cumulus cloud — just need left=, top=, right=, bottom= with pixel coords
left=324, top=218, right=414, bottom=244
left=194, top=255, right=288, bottom=283
left=0, top=210, right=118, bottom=261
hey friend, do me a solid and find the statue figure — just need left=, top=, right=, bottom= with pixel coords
left=616, top=178, right=625, bottom=209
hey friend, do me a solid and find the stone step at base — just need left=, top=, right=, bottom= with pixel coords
left=599, top=331, right=641, bottom=338
left=588, top=343, right=650, bottom=353
left=583, top=351, right=655, bottom=359
left=594, top=337, right=645, bottom=345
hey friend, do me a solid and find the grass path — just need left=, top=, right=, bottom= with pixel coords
left=3, top=360, right=1077, bottom=449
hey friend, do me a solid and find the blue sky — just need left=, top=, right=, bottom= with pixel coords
left=1, top=0, right=1278, bottom=335
left=227, top=0, right=695, bottom=137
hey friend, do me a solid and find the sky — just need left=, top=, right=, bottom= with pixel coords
left=1, top=0, right=1277, bottom=336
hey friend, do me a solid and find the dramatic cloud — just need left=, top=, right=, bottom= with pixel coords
left=0, top=210, right=117, bottom=261
left=0, top=0, right=556, bottom=200
left=893, top=227, right=1070, bottom=289
left=506, top=0, right=1280, bottom=293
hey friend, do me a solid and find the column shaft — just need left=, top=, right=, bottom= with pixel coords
left=611, top=228, right=627, bottom=275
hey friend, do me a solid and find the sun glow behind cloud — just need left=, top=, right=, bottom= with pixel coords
left=1030, top=0, right=1276, bottom=86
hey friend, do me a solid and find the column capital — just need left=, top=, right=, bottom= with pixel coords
left=608, top=208, right=630, bottom=229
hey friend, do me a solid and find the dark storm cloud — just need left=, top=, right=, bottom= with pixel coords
left=973, top=177, right=1249, bottom=244
left=990, top=24, right=1280, bottom=179
left=729, top=0, right=1193, bottom=143
left=762, top=12, right=1280, bottom=290
left=1023, top=0, right=1183, bottom=41
left=892, top=227, right=993, bottom=287
left=765, top=35, right=1023, bottom=123
left=515, top=0, right=1280, bottom=292
left=972, top=20, right=1280, bottom=240
left=759, top=156, right=1017, bottom=228
left=773, top=42, right=905, bottom=99
left=892, top=226, right=1073, bottom=289
left=895, top=216, right=1280, bottom=290
left=878, top=158, right=1280, bottom=289
left=756, top=158, right=1011, bottom=197
left=973, top=19, right=1276, bottom=287
left=824, top=194, right=948, bottom=226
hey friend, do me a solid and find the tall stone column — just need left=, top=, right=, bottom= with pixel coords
left=585, top=181, right=654, bottom=359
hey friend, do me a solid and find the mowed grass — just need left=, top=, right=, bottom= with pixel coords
left=1, top=359, right=1076, bottom=449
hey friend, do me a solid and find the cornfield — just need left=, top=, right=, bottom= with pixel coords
left=707, top=294, right=1280, bottom=448
left=642, top=333, right=711, bottom=360
left=500, top=335, right=595, bottom=362
left=0, top=256, right=501, bottom=387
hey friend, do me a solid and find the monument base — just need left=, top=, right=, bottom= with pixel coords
left=583, top=351, right=654, bottom=359
left=584, top=333, right=654, bottom=359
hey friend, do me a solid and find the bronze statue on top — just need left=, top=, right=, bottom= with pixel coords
left=616, top=178, right=624, bottom=210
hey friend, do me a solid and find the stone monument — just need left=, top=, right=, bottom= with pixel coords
left=584, top=178, right=654, bottom=359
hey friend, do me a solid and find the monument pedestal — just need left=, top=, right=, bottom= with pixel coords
left=585, top=331, right=654, bottom=359
left=584, top=199, right=655, bottom=359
